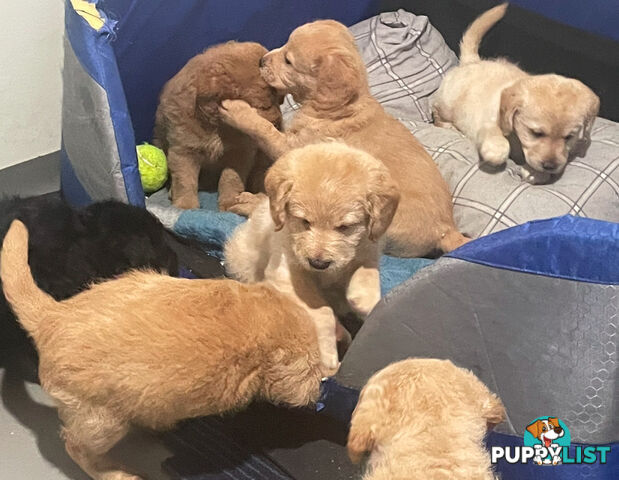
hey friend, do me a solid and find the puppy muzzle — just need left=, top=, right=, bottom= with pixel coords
left=308, top=258, right=332, bottom=270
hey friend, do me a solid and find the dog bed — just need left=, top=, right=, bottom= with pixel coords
left=61, top=1, right=618, bottom=479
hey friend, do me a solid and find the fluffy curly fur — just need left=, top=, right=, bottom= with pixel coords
left=219, top=21, right=468, bottom=256
left=348, top=358, right=505, bottom=480
left=432, top=4, right=600, bottom=184
left=225, top=142, right=399, bottom=371
left=154, top=41, right=283, bottom=214
left=0, top=196, right=178, bottom=378
left=1, top=220, right=324, bottom=480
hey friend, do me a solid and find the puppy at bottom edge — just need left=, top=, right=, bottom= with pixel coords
left=348, top=358, right=505, bottom=480
left=0, top=219, right=324, bottom=480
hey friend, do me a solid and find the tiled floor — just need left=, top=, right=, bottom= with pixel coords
left=0, top=347, right=174, bottom=480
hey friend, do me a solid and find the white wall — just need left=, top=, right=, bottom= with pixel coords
left=0, top=0, right=64, bottom=170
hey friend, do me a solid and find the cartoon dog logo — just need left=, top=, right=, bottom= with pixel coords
left=526, top=417, right=565, bottom=465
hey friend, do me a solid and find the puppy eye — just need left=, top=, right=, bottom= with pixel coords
left=336, top=224, right=352, bottom=234
left=530, top=129, right=545, bottom=138
left=284, top=55, right=292, bottom=65
left=564, top=133, right=575, bottom=141
left=301, top=219, right=310, bottom=229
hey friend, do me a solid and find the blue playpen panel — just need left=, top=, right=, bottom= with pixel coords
left=448, top=215, right=619, bottom=285
left=508, top=0, right=619, bottom=41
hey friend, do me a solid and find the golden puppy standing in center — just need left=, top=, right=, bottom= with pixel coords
left=220, top=19, right=469, bottom=258
left=225, top=142, right=399, bottom=370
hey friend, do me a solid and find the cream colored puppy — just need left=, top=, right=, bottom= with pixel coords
left=432, top=3, right=600, bottom=184
left=349, top=359, right=505, bottom=480
left=225, top=142, right=399, bottom=370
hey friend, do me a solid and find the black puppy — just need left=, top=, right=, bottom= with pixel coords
left=0, top=195, right=180, bottom=380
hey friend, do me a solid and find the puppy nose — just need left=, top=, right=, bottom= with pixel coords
left=554, top=426, right=563, bottom=434
left=259, top=56, right=265, bottom=68
left=542, top=161, right=557, bottom=171
left=308, top=258, right=331, bottom=270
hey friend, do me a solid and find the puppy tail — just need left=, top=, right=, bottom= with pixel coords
left=439, top=229, right=471, bottom=253
left=460, top=3, right=508, bottom=64
left=0, top=220, right=57, bottom=336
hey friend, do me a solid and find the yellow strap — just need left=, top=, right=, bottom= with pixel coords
left=70, top=0, right=105, bottom=31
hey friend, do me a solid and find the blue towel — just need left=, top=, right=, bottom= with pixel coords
left=173, top=192, right=434, bottom=294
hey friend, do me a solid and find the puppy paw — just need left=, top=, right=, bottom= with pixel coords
left=219, top=100, right=260, bottom=132
left=225, top=192, right=267, bottom=217
left=480, top=136, right=510, bottom=166
left=519, top=166, right=552, bottom=184
left=320, top=349, right=340, bottom=373
left=172, top=196, right=200, bottom=210
left=347, top=291, right=380, bottom=318
left=321, top=358, right=341, bottom=377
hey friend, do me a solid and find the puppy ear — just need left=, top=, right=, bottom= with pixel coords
left=526, top=420, right=542, bottom=439
left=499, top=82, right=522, bottom=135
left=548, top=417, right=560, bottom=428
left=366, top=168, right=400, bottom=242
left=195, top=64, right=239, bottom=125
left=313, top=50, right=364, bottom=110
left=573, top=89, right=600, bottom=158
left=264, top=158, right=293, bottom=230
left=482, top=393, right=506, bottom=429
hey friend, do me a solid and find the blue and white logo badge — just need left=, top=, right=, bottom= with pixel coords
left=524, top=417, right=570, bottom=465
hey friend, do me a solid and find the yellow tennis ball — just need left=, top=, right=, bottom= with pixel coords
left=136, top=143, right=168, bottom=193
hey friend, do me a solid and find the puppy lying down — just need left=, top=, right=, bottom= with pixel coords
left=432, top=3, right=599, bottom=184
left=225, top=142, right=399, bottom=371
left=154, top=41, right=282, bottom=213
left=1, top=220, right=323, bottom=480
left=349, top=358, right=505, bottom=480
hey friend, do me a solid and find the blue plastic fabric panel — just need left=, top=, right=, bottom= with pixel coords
left=447, top=216, right=619, bottom=285
left=63, top=0, right=144, bottom=206
left=508, top=0, right=619, bottom=42
left=60, top=148, right=92, bottom=207
left=99, top=0, right=381, bottom=143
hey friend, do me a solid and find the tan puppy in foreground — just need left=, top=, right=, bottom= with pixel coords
left=219, top=20, right=468, bottom=257
left=348, top=359, right=505, bottom=480
left=432, top=3, right=600, bottom=184
left=1, top=220, right=323, bottom=480
left=225, top=142, right=399, bottom=370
